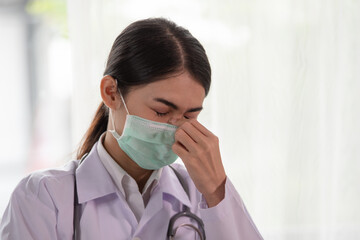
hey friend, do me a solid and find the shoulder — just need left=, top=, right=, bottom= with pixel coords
left=19, top=160, right=78, bottom=192
left=1, top=161, right=79, bottom=239
left=13, top=160, right=79, bottom=209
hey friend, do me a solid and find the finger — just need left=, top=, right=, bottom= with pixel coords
left=179, top=121, right=207, bottom=146
left=174, top=128, right=198, bottom=153
left=190, top=119, right=213, bottom=137
left=172, top=141, right=190, bottom=157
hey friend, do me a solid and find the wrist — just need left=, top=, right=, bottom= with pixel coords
left=202, top=177, right=226, bottom=207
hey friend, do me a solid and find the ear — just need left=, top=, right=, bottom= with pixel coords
left=100, top=75, right=120, bottom=110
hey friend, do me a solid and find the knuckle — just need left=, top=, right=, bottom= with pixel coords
left=203, top=142, right=211, bottom=152
left=182, top=121, right=191, bottom=128
left=209, top=134, right=218, bottom=143
left=175, top=129, right=183, bottom=138
left=192, top=146, right=200, bottom=155
left=171, top=144, right=178, bottom=153
left=189, top=118, right=196, bottom=124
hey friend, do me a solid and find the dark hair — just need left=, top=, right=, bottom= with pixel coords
left=77, top=18, right=211, bottom=159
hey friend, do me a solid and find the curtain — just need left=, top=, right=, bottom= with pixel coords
left=67, top=0, right=360, bottom=239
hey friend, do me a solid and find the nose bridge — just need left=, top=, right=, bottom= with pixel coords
left=168, top=113, right=185, bottom=126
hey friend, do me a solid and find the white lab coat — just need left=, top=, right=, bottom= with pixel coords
left=0, top=142, right=263, bottom=240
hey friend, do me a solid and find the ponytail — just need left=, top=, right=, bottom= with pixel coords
left=76, top=102, right=108, bottom=159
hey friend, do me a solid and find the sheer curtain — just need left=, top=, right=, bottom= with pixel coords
left=67, top=0, right=360, bottom=239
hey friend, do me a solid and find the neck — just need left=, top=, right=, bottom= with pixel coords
left=103, top=132, right=153, bottom=192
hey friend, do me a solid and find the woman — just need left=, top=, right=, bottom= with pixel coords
left=0, top=18, right=263, bottom=240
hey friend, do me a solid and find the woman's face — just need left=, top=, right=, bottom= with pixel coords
left=113, top=71, right=206, bottom=133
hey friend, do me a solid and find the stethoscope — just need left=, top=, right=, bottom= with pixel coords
left=73, top=154, right=206, bottom=240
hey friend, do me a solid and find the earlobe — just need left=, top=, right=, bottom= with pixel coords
left=100, top=75, right=119, bottom=110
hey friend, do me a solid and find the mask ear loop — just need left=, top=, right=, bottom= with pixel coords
left=108, top=106, right=122, bottom=139
left=108, top=80, right=129, bottom=139
left=119, top=92, right=130, bottom=115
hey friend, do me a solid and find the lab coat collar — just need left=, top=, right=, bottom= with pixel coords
left=158, top=165, right=192, bottom=208
left=76, top=142, right=117, bottom=204
left=136, top=164, right=192, bottom=232
left=75, top=142, right=192, bottom=208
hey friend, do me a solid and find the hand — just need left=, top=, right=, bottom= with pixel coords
left=172, top=119, right=226, bottom=207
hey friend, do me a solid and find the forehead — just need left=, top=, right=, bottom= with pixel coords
left=128, top=72, right=206, bottom=107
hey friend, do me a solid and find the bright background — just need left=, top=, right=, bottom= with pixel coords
left=1, top=0, right=360, bottom=239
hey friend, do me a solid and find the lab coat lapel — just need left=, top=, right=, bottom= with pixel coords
left=75, top=143, right=139, bottom=236
left=75, top=143, right=117, bottom=204
left=136, top=165, right=192, bottom=231
left=160, top=165, right=192, bottom=207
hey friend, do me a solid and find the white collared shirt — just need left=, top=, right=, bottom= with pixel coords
left=96, top=132, right=162, bottom=222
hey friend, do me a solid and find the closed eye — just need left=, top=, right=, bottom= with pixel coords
left=155, top=111, right=169, bottom=117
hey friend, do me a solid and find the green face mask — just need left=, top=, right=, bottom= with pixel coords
left=109, top=94, right=178, bottom=170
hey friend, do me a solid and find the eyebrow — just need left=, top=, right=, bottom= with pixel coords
left=153, top=98, right=203, bottom=113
